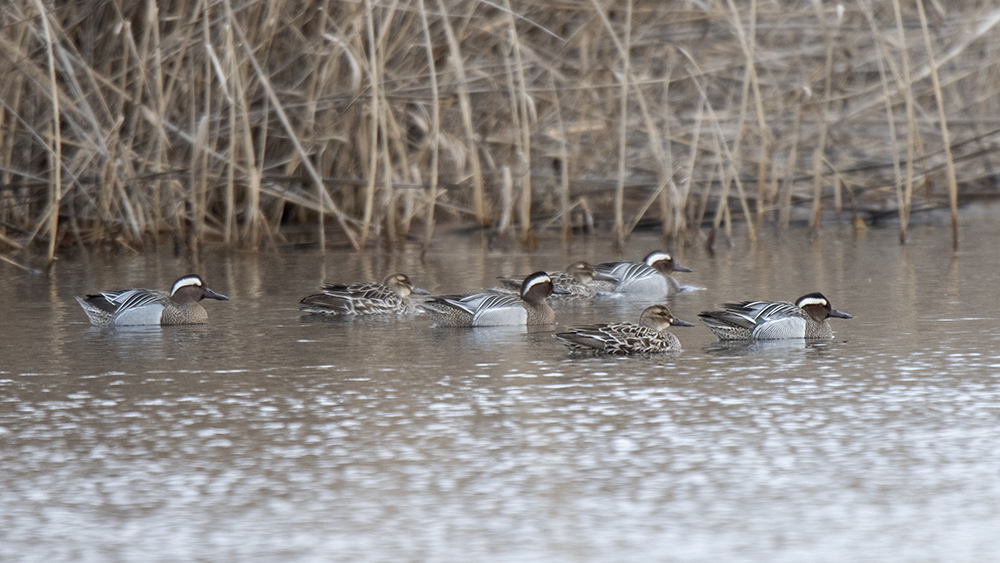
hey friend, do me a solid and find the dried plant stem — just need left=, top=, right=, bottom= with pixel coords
left=32, top=0, right=61, bottom=264
left=497, top=166, right=513, bottom=235
left=779, top=100, right=804, bottom=230
left=0, top=252, right=37, bottom=273
left=678, top=95, right=706, bottom=239
left=504, top=0, right=533, bottom=244
left=147, top=0, right=166, bottom=240
left=888, top=0, right=917, bottom=243
left=435, top=0, right=486, bottom=226
left=552, top=75, right=570, bottom=240
left=417, top=0, right=440, bottom=247
left=860, top=0, right=908, bottom=242
left=222, top=3, right=237, bottom=244
left=589, top=0, right=632, bottom=249
left=725, top=0, right=760, bottom=222
left=626, top=178, right=667, bottom=236
left=360, top=0, right=379, bottom=245
left=378, top=5, right=400, bottom=247
left=915, top=0, right=959, bottom=249
left=808, top=0, right=835, bottom=235
left=628, top=55, right=670, bottom=238
left=657, top=63, right=675, bottom=239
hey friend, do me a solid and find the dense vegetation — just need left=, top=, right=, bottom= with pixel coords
left=2, top=0, right=999, bottom=265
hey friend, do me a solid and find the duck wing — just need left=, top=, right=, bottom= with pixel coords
left=103, top=289, right=170, bottom=325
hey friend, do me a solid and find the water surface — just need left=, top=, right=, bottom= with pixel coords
left=2, top=220, right=999, bottom=562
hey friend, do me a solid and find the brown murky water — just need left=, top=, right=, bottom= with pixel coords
left=2, top=217, right=1000, bottom=561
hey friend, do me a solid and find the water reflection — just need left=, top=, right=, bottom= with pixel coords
left=2, top=221, right=1000, bottom=561
left=703, top=338, right=823, bottom=357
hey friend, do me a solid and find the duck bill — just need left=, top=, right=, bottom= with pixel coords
left=551, top=284, right=572, bottom=295
left=828, top=308, right=852, bottom=319
left=591, top=271, right=618, bottom=282
left=204, top=288, right=229, bottom=301
left=672, top=263, right=693, bottom=273
left=671, top=318, right=695, bottom=327
left=411, top=287, right=431, bottom=295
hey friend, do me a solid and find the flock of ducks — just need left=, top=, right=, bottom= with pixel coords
left=75, top=251, right=852, bottom=355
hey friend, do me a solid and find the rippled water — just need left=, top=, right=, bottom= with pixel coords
left=2, top=219, right=1000, bottom=562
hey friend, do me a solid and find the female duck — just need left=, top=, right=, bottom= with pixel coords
left=494, top=261, right=617, bottom=300
left=300, top=273, right=428, bottom=315
left=76, top=274, right=228, bottom=327
left=698, top=292, right=852, bottom=340
left=555, top=304, right=694, bottom=355
left=592, top=251, right=692, bottom=295
left=422, top=272, right=568, bottom=326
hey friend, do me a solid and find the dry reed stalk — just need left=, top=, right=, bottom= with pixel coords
left=0, top=20, right=28, bottom=233
left=0, top=229, right=24, bottom=251
left=360, top=0, right=379, bottom=246
left=808, top=114, right=827, bottom=236
left=588, top=0, right=633, bottom=250
left=744, top=0, right=772, bottom=227
left=808, top=1, right=837, bottom=236
left=859, top=0, right=907, bottom=242
left=0, top=251, right=38, bottom=273
left=626, top=51, right=670, bottom=239
left=435, top=0, right=486, bottom=227
left=501, top=31, right=524, bottom=241
left=677, top=94, right=707, bottom=241
left=888, top=0, right=918, bottom=243
left=615, top=0, right=632, bottom=251
left=693, top=143, right=719, bottom=235
left=626, top=178, right=667, bottom=237
left=779, top=97, right=804, bottom=231
left=497, top=165, right=513, bottom=236
left=724, top=0, right=766, bottom=226
left=195, top=7, right=213, bottom=248
left=551, top=75, right=570, bottom=240
left=237, top=94, right=264, bottom=247
left=503, top=0, right=533, bottom=245
left=104, top=23, right=130, bottom=239
left=147, top=0, right=166, bottom=241
left=190, top=116, right=209, bottom=250
left=379, top=104, right=395, bottom=246
left=31, top=0, right=61, bottom=263
left=221, top=2, right=238, bottom=245
left=380, top=4, right=404, bottom=246
left=657, top=62, right=675, bottom=239
left=417, top=0, right=441, bottom=247
left=251, top=82, right=273, bottom=246
left=915, top=0, right=959, bottom=249
left=621, top=67, right=676, bottom=240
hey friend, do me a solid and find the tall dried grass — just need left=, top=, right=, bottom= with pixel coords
left=2, top=0, right=1000, bottom=262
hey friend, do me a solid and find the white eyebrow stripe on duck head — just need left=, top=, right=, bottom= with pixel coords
left=643, top=251, right=672, bottom=265
left=521, top=274, right=551, bottom=294
left=796, top=296, right=828, bottom=308
left=172, top=276, right=203, bottom=294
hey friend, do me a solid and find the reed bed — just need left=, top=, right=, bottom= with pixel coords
left=2, top=0, right=1000, bottom=262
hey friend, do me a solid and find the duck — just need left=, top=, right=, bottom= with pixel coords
left=698, top=292, right=852, bottom=340
left=76, top=274, right=228, bottom=326
left=300, top=273, right=428, bottom=315
left=591, top=251, right=692, bottom=295
left=493, top=261, right=618, bottom=300
left=555, top=304, right=694, bottom=355
left=421, top=271, right=569, bottom=326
